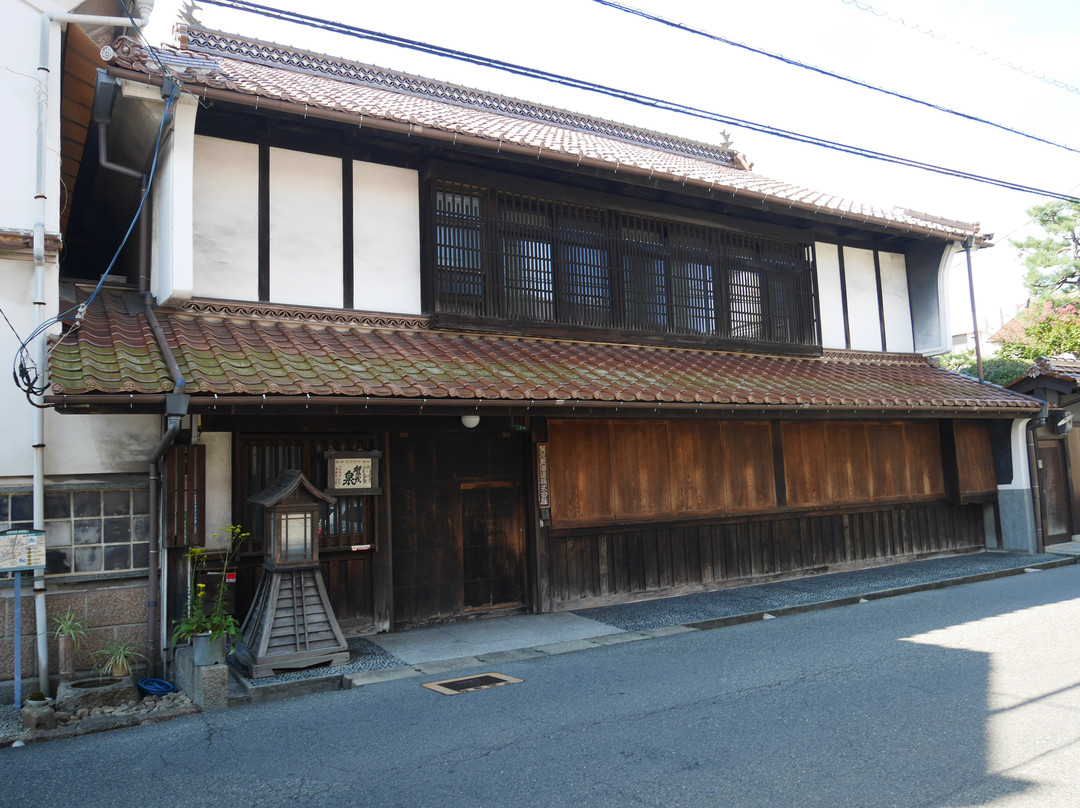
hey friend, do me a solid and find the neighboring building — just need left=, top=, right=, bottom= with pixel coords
left=6, top=17, right=1046, bottom=682
left=1, top=2, right=162, bottom=695
left=1007, top=358, right=1080, bottom=544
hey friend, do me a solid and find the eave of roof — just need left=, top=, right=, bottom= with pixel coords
left=103, top=26, right=987, bottom=246
left=46, top=288, right=1039, bottom=417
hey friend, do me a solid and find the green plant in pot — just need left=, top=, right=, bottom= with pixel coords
left=52, top=607, right=87, bottom=682
left=91, top=639, right=146, bottom=678
left=172, top=525, right=246, bottom=663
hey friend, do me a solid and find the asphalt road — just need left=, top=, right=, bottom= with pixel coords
left=3, top=565, right=1080, bottom=807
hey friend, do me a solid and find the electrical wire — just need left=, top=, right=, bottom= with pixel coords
left=840, top=0, right=1080, bottom=97
left=12, top=83, right=180, bottom=400
left=590, top=0, right=1080, bottom=156
left=194, top=0, right=1080, bottom=203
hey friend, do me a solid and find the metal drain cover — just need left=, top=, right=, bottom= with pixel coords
left=422, top=672, right=523, bottom=695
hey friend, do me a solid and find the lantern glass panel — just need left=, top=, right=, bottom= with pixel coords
left=281, top=511, right=311, bottom=561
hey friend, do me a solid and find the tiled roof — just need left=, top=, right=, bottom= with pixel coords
left=103, top=27, right=984, bottom=243
left=1018, top=356, right=1080, bottom=388
left=47, top=288, right=1039, bottom=415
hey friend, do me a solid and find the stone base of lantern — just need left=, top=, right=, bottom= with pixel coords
left=235, top=565, right=349, bottom=678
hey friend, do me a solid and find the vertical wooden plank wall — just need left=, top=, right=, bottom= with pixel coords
left=546, top=418, right=989, bottom=609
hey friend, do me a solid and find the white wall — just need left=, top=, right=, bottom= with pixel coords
left=0, top=255, right=59, bottom=478
left=192, top=136, right=260, bottom=300
left=878, top=251, right=914, bottom=353
left=843, top=247, right=882, bottom=351
left=44, top=413, right=160, bottom=476
left=270, top=148, right=344, bottom=308
left=353, top=161, right=422, bottom=314
left=201, top=431, right=233, bottom=550
left=0, top=5, right=65, bottom=233
left=150, top=90, right=198, bottom=305
left=815, top=242, right=845, bottom=349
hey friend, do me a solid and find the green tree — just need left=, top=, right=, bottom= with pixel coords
left=996, top=300, right=1080, bottom=361
left=938, top=349, right=1031, bottom=386
left=1010, top=200, right=1080, bottom=297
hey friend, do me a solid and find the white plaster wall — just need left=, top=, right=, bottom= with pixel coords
left=0, top=255, right=59, bottom=478
left=44, top=413, right=160, bottom=475
left=814, top=242, right=845, bottom=349
left=0, top=5, right=64, bottom=232
left=149, top=90, right=198, bottom=305
left=878, top=251, right=914, bottom=353
left=201, top=431, right=233, bottom=551
left=192, top=136, right=260, bottom=300
left=353, top=161, right=422, bottom=314
left=843, top=247, right=882, bottom=351
left=998, top=418, right=1033, bottom=491
left=270, top=148, right=343, bottom=307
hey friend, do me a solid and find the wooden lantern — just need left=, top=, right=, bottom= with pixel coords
left=235, top=470, right=349, bottom=677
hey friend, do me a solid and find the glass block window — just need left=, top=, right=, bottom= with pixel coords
left=0, top=488, right=150, bottom=577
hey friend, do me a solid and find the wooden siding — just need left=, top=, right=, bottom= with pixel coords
left=550, top=502, right=985, bottom=608
left=954, top=421, right=998, bottom=496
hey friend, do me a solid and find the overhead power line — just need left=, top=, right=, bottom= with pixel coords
left=590, top=0, right=1080, bottom=156
left=840, top=0, right=1080, bottom=97
left=194, top=0, right=1080, bottom=203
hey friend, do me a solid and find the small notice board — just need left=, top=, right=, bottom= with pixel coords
left=0, top=528, right=46, bottom=573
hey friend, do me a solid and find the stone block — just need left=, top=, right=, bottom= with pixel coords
left=0, top=635, right=38, bottom=677
left=85, top=583, right=147, bottom=628
left=173, top=645, right=228, bottom=711
left=21, top=703, right=56, bottom=731
left=55, top=676, right=140, bottom=713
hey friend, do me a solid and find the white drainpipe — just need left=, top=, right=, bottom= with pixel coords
left=31, top=1, right=156, bottom=696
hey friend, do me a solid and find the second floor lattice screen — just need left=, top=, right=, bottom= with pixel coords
left=432, top=180, right=818, bottom=347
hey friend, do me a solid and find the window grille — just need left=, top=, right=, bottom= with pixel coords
left=432, top=180, right=818, bottom=347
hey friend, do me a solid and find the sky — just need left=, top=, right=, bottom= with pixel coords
left=143, top=0, right=1080, bottom=341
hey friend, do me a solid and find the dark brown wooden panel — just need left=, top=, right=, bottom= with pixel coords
left=722, top=422, right=776, bottom=510
left=906, top=422, right=946, bottom=497
left=611, top=421, right=673, bottom=518
left=955, top=421, right=997, bottom=495
left=548, top=420, right=613, bottom=525
left=669, top=421, right=725, bottom=513
left=867, top=422, right=908, bottom=499
left=783, top=422, right=828, bottom=506
left=825, top=423, right=872, bottom=503
left=165, top=444, right=205, bottom=549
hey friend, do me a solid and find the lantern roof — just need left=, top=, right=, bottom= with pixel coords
left=248, top=469, right=337, bottom=507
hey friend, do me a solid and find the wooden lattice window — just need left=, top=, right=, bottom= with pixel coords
left=432, top=179, right=818, bottom=347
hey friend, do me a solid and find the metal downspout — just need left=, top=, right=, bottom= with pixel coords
left=143, top=292, right=187, bottom=676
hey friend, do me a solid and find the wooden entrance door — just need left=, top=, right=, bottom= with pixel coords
left=1039, top=440, right=1073, bottom=542
left=390, top=427, right=528, bottom=625
left=461, top=481, right=526, bottom=610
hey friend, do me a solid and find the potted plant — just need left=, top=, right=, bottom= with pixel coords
left=172, top=524, right=246, bottom=665
left=52, top=607, right=87, bottom=682
left=91, top=639, right=146, bottom=678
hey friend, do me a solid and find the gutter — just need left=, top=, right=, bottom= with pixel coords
left=141, top=292, right=188, bottom=676
left=1027, top=402, right=1049, bottom=552
left=45, top=392, right=1042, bottom=420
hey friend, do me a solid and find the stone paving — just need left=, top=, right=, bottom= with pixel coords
left=573, top=552, right=1067, bottom=631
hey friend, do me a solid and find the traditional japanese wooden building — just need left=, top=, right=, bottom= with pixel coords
left=47, top=25, right=1042, bottom=650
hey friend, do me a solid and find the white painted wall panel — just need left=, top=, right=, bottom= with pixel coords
left=843, top=247, right=882, bottom=351
left=44, top=414, right=160, bottom=475
left=270, top=148, right=343, bottom=308
left=192, top=136, right=259, bottom=301
left=815, top=242, right=845, bottom=349
left=353, top=162, right=422, bottom=314
left=878, top=251, right=914, bottom=352
left=151, top=92, right=198, bottom=305
left=201, top=432, right=232, bottom=550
